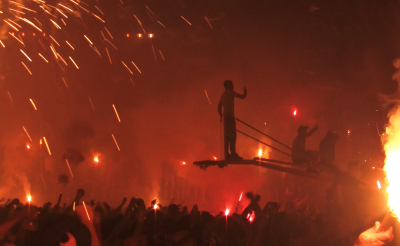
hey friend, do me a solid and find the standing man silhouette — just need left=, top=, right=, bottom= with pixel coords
left=218, top=80, right=247, bottom=160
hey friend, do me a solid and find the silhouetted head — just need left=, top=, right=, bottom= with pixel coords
left=297, top=126, right=309, bottom=135
left=224, top=80, right=234, bottom=90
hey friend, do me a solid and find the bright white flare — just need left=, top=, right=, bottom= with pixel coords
left=383, top=106, right=400, bottom=221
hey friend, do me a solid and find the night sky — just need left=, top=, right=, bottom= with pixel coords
left=0, top=0, right=399, bottom=209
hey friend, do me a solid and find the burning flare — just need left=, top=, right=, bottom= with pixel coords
left=383, top=106, right=400, bottom=221
left=225, top=209, right=230, bottom=216
left=27, top=195, right=31, bottom=202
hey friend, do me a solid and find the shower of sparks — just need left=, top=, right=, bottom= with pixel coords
left=133, top=15, right=146, bottom=34
left=21, top=62, right=32, bottom=75
left=29, top=99, right=37, bottom=110
left=205, top=16, right=213, bottom=29
left=131, top=61, right=141, bottom=73
left=66, top=159, right=73, bottom=177
left=58, top=54, right=68, bottom=66
left=105, top=39, right=118, bottom=50
left=204, top=90, right=211, bottom=105
left=157, top=21, right=166, bottom=28
left=159, top=50, right=165, bottom=61
left=43, top=136, right=51, bottom=155
left=151, top=45, right=157, bottom=60
left=65, top=40, right=75, bottom=50
left=112, top=104, right=121, bottom=122
left=18, top=18, right=42, bottom=32
left=20, top=49, right=32, bottom=61
left=50, top=45, right=58, bottom=58
left=22, top=126, right=32, bottom=142
left=88, top=97, right=95, bottom=111
left=95, top=6, right=104, bottom=15
left=4, top=20, right=19, bottom=31
left=62, top=77, right=68, bottom=88
left=58, top=3, right=73, bottom=12
left=0, top=40, right=4, bottom=48
left=49, top=35, right=60, bottom=46
left=7, top=19, right=21, bottom=28
left=56, top=9, right=68, bottom=18
left=121, top=61, right=133, bottom=74
left=38, top=53, right=49, bottom=63
left=84, top=35, right=93, bottom=45
left=50, top=19, right=62, bottom=29
left=104, top=27, right=113, bottom=39
left=92, top=13, right=105, bottom=23
left=9, top=32, right=24, bottom=45
left=145, top=5, right=155, bottom=16
left=7, top=91, right=13, bottom=103
left=82, top=202, right=91, bottom=220
left=111, top=134, right=121, bottom=151
left=69, top=56, right=79, bottom=69
left=105, top=48, right=112, bottom=64
left=181, top=16, right=191, bottom=25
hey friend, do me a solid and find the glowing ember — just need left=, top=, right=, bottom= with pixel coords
left=347, top=130, right=351, bottom=135
left=94, top=157, right=99, bottom=163
left=377, top=180, right=381, bottom=190
left=383, top=106, right=400, bottom=221
left=239, top=192, right=243, bottom=202
left=27, top=195, right=31, bottom=202
left=138, top=33, right=142, bottom=38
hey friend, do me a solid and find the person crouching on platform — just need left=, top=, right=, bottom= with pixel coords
left=218, top=80, right=247, bottom=160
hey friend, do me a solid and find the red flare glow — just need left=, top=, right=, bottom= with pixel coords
left=225, top=209, right=230, bottom=216
left=293, top=110, right=297, bottom=116
left=239, top=192, right=243, bottom=202
left=154, top=204, right=158, bottom=209
left=182, top=161, right=186, bottom=165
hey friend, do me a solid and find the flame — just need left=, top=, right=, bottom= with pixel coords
left=383, top=106, right=400, bottom=221
left=258, top=149, right=262, bottom=157
left=154, top=204, right=158, bottom=210
left=225, top=209, right=230, bottom=216
left=249, top=211, right=255, bottom=222
left=27, top=195, right=31, bottom=202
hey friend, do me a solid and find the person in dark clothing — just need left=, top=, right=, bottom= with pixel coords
left=218, top=80, right=247, bottom=160
left=291, top=125, right=319, bottom=165
left=319, top=130, right=340, bottom=172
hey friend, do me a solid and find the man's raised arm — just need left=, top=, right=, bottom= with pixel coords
left=235, top=87, right=247, bottom=99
